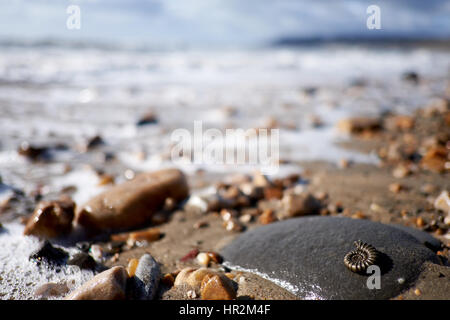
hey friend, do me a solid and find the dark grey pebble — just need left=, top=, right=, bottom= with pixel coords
left=130, top=253, right=160, bottom=300
left=29, top=241, right=68, bottom=267
left=220, top=216, right=441, bottom=300
left=67, top=252, right=96, bottom=270
left=391, top=224, right=442, bottom=251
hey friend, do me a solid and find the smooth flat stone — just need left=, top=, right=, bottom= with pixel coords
left=65, top=266, right=128, bottom=300
left=221, top=216, right=440, bottom=300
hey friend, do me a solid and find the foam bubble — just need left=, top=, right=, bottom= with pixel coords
left=0, top=223, right=94, bottom=300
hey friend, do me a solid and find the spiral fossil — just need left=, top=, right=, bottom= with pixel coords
left=344, top=240, right=379, bottom=273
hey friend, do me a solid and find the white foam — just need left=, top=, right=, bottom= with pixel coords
left=50, top=168, right=109, bottom=205
left=0, top=223, right=94, bottom=300
left=223, top=261, right=324, bottom=300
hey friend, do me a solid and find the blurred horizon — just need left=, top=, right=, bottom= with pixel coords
left=1, top=0, right=450, bottom=49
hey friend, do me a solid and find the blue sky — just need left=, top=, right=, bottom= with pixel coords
left=1, top=0, right=449, bottom=46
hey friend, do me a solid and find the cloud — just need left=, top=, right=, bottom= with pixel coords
left=0, top=0, right=449, bottom=45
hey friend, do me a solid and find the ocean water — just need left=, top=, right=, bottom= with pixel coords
left=1, top=44, right=448, bottom=186
left=0, top=43, right=449, bottom=299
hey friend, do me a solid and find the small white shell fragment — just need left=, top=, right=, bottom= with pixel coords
left=89, top=244, right=104, bottom=262
left=434, top=190, right=450, bottom=215
left=186, top=290, right=197, bottom=299
left=196, top=252, right=210, bottom=267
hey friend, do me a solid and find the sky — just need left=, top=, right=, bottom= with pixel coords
left=1, top=0, right=449, bottom=47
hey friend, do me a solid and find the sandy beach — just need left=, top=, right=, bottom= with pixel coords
left=0, top=41, right=449, bottom=300
left=1, top=1, right=450, bottom=302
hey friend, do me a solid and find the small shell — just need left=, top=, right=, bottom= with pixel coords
left=344, top=240, right=379, bottom=273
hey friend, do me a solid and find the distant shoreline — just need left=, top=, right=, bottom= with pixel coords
left=1, top=36, right=450, bottom=52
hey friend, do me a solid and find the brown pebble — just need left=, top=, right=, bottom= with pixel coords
left=111, top=227, right=161, bottom=244
left=206, top=252, right=223, bottom=264
left=420, top=146, right=447, bottom=173
left=223, top=218, right=244, bottom=232
left=129, top=228, right=161, bottom=242
left=339, top=159, right=350, bottom=169
left=392, top=165, right=410, bottom=178
left=351, top=211, right=366, bottom=219
left=97, top=174, right=115, bottom=186
left=200, top=274, right=236, bottom=300
left=263, top=187, right=283, bottom=200
left=127, top=259, right=139, bottom=277
left=416, top=217, right=425, bottom=228
left=337, top=117, right=381, bottom=135
left=389, top=183, right=403, bottom=193
left=161, top=273, right=175, bottom=287
left=259, top=209, right=277, bottom=225
left=24, top=196, right=75, bottom=239
left=17, top=141, right=48, bottom=160
left=414, top=288, right=421, bottom=296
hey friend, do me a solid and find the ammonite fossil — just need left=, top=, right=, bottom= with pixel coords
left=344, top=240, right=379, bottom=273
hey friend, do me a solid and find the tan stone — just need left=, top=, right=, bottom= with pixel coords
left=75, top=169, right=189, bottom=233
left=65, top=266, right=128, bottom=300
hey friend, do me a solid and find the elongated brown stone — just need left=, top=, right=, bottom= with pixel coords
left=75, top=169, right=189, bottom=233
